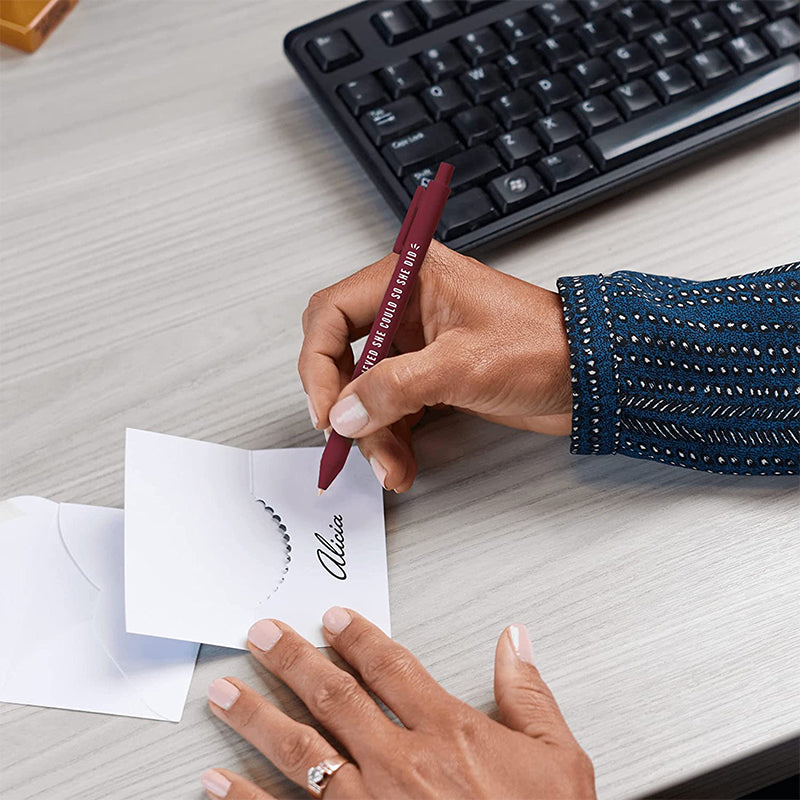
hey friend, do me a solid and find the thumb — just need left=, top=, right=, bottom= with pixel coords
left=494, top=624, right=570, bottom=741
left=328, top=343, right=457, bottom=439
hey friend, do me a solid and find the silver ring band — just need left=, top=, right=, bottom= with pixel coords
left=307, top=754, right=349, bottom=798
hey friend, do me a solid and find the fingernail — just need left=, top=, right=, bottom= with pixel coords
left=322, top=606, right=352, bottom=634
left=248, top=619, right=283, bottom=651
left=305, top=393, right=318, bottom=429
left=207, top=678, right=240, bottom=711
left=201, top=769, right=231, bottom=798
left=508, top=624, right=534, bottom=665
left=370, top=456, right=388, bottom=489
left=324, top=426, right=332, bottom=441
left=329, top=393, right=369, bottom=437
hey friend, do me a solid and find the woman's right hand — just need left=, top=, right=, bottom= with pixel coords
left=299, top=240, right=573, bottom=492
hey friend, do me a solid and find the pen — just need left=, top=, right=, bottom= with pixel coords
left=318, top=161, right=454, bottom=493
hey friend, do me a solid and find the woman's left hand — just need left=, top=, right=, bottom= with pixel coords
left=202, top=609, right=595, bottom=800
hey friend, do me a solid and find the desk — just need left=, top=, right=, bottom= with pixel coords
left=1, top=2, right=798, bottom=798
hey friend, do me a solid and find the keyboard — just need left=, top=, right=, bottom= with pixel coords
left=284, top=1, right=800, bottom=252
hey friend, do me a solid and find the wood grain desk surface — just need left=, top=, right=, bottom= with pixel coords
left=1, top=2, right=798, bottom=798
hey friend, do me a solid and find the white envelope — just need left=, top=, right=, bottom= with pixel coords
left=124, top=429, right=389, bottom=650
left=0, top=496, right=199, bottom=721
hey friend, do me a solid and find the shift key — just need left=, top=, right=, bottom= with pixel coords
left=382, top=123, right=464, bottom=176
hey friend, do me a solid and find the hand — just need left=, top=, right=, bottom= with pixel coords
left=203, top=609, right=596, bottom=800
left=299, top=241, right=572, bottom=492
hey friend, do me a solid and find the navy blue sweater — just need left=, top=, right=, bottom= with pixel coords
left=557, top=262, right=799, bottom=476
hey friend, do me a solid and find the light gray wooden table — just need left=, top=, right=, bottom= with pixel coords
left=1, top=2, right=798, bottom=799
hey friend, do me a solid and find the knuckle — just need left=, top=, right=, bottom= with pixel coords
left=272, top=640, right=305, bottom=676
left=360, top=645, right=419, bottom=689
left=275, top=726, right=320, bottom=774
left=383, top=360, right=418, bottom=411
left=310, top=671, right=362, bottom=717
left=236, top=695, right=268, bottom=734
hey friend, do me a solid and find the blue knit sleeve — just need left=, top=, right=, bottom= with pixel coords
left=557, top=262, right=799, bottom=476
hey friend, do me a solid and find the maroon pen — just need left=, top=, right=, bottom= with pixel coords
left=318, top=161, right=454, bottom=493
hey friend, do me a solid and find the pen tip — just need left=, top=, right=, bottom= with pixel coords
left=318, top=489, right=324, bottom=496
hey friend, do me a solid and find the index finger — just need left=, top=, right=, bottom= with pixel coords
left=321, top=607, right=455, bottom=730
left=299, top=254, right=397, bottom=428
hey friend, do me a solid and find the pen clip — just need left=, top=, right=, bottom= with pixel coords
left=392, top=185, right=425, bottom=254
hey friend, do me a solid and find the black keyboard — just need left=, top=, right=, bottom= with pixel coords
left=285, top=1, right=800, bottom=252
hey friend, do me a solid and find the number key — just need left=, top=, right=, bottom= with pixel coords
left=379, top=61, right=429, bottom=100
left=458, top=28, right=506, bottom=66
left=418, top=43, right=467, bottom=81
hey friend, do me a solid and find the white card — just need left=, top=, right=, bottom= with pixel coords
left=124, top=429, right=389, bottom=649
left=0, top=496, right=199, bottom=722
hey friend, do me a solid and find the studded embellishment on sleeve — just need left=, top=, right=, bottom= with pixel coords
left=557, top=262, right=799, bottom=475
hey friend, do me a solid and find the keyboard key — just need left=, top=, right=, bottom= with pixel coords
left=458, top=28, right=506, bottom=65
left=653, top=1, right=698, bottom=24
left=614, top=4, right=662, bottom=39
left=361, top=96, right=430, bottom=145
left=608, top=43, right=656, bottom=80
left=537, top=145, right=598, bottom=191
left=495, top=13, right=544, bottom=50
left=570, top=57, right=618, bottom=96
left=459, top=64, right=507, bottom=103
left=379, top=61, right=429, bottom=99
left=452, top=106, right=502, bottom=146
left=762, top=18, right=800, bottom=56
left=410, top=0, right=461, bottom=29
left=419, top=78, right=471, bottom=123
left=611, top=79, right=660, bottom=118
left=446, top=145, right=505, bottom=191
left=539, top=33, right=585, bottom=71
left=307, top=31, right=361, bottom=72
left=531, top=73, right=580, bottom=112
left=573, top=95, right=623, bottom=132
left=719, top=1, right=765, bottom=35
left=575, top=18, right=624, bottom=56
left=646, top=27, right=693, bottom=66
left=494, top=127, right=544, bottom=167
left=382, top=122, right=464, bottom=175
left=421, top=80, right=470, bottom=120
left=650, top=63, right=697, bottom=101
left=724, top=34, right=771, bottom=72
left=683, top=13, right=729, bottom=50
left=491, top=88, right=539, bottom=129
left=574, top=0, right=619, bottom=14
left=338, top=75, right=388, bottom=115
left=586, top=55, right=800, bottom=169
left=532, top=1, right=581, bottom=34
left=535, top=111, right=584, bottom=151
left=688, top=48, right=734, bottom=87
left=418, top=44, right=467, bottom=81
left=372, top=6, right=422, bottom=45
left=498, top=49, right=547, bottom=87
left=460, top=0, right=497, bottom=11
left=488, top=167, right=549, bottom=213
left=437, top=187, right=498, bottom=239
left=761, top=0, right=799, bottom=21
left=404, top=166, right=437, bottom=193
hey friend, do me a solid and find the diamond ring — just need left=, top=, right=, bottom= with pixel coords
left=307, top=754, right=349, bottom=798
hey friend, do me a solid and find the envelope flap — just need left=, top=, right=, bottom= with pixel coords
left=58, top=501, right=199, bottom=721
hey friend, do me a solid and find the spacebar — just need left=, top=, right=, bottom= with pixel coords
left=587, top=55, right=800, bottom=170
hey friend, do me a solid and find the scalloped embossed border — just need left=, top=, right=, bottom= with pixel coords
left=254, top=499, right=292, bottom=601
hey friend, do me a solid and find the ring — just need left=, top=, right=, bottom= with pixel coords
left=307, top=754, right=349, bottom=798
